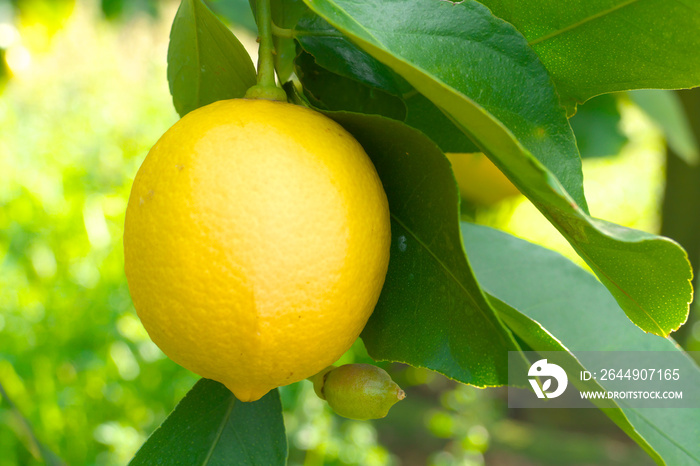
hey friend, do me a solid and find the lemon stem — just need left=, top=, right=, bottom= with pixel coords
left=245, top=0, right=287, bottom=101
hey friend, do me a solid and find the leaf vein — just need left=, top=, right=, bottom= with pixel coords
left=528, top=0, right=642, bottom=46
left=190, top=0, right=202, bottom=108
left=621, top=403, right=700, bottom=464
left=390, top=214, right=513, bottom=345
left=201, top=396, right=236, bottom=465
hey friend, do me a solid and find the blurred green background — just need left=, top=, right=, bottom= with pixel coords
left=1, top=0, right=698, bottom=465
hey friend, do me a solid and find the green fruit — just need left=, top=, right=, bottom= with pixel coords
left=316, top=364, right=405, bottom=420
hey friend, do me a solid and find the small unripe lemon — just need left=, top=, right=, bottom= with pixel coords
left=124, top=99, right=391, bottom=401
left=316, top=364, right=405, bottom=420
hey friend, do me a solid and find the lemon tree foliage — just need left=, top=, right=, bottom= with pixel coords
left=463, top=223, right=700, bottom=466
left=292, top=19, right=481, bottom=154
left=295, top=50, right=407, bottom=121
left=131, top=0, right=700, bottom=463
left=294, top=7, right=587, bottom=210
left=130, top=380, right=287, bottom=465
left=478, top=0, right=700, bottom=113
left=325, top=112, right=523, bottom=384
left=167, top=0, right=256, bottom=116
left=298, top=0, right=693, bottom=337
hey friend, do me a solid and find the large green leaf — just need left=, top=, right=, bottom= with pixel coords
left=294, top=17, right=479, bottom=153
left=296, top=14, right=411, bottom=96
left=130, top=380, right=287, bottom=465
left=479, top=0, right=700, bottom=112
left=167, top=0, right=256, bottom=117
left=463, top=223, right=700, bottom=465
left=295, top=51, right=407, bottom=120
left=296, top=4, right=585, bottom=209
left=322, top=111, right=524, bottom=386
left=485, top=295, right=664, bottom=464
left=301, top=0, right=693, bottom=336
left=403, top=93, right=480, bottom=154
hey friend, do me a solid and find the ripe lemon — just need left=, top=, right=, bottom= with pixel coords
left=124, top=99, right=391, bottom=402
left=445, top=152, right=520, bottom=205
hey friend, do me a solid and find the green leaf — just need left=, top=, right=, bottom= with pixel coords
left=295, top=51, right=407, bottom=119
left=629, top=90, right=699, bottom=165
left=322, top=111, right=523, bottom=386
left=296, top=14, right=411, bottom=96
left=167, top=0, right=257, bottom=117
left=479, top=0, right=700, bottom=111
left=569, top=94, right=627, bottom=159
left=403, top=93, right=480, bottom=154
left=130, top=380, right=287, bottom=465
left=462, top=223, right=700, bottom=466
left=487, top=296, right=665, bottom=465
left=294, top=18, right=479, bottom=152
left=205, top=0, right=257, bottom=32
left=295, top=4, right=582, bottom=204
left=302, top=0, right=693, bottom=336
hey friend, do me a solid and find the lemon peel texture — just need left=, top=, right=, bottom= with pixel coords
left=124, top=99, right=391, bottom=401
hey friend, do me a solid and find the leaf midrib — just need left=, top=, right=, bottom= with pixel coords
left=528, top=0, right=642, bottom=46
left=201, top=396, right=236, bottom=464
left=622, top=401, right=700, bottom=463
left=189, top=0, right=202, bottom=109
left=390, top=213, right=515, bottom=347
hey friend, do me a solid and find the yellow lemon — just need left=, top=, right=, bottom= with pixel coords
left=124, top=99, right=391, bottom=402
left=445, top=152, right=521, bottom=205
